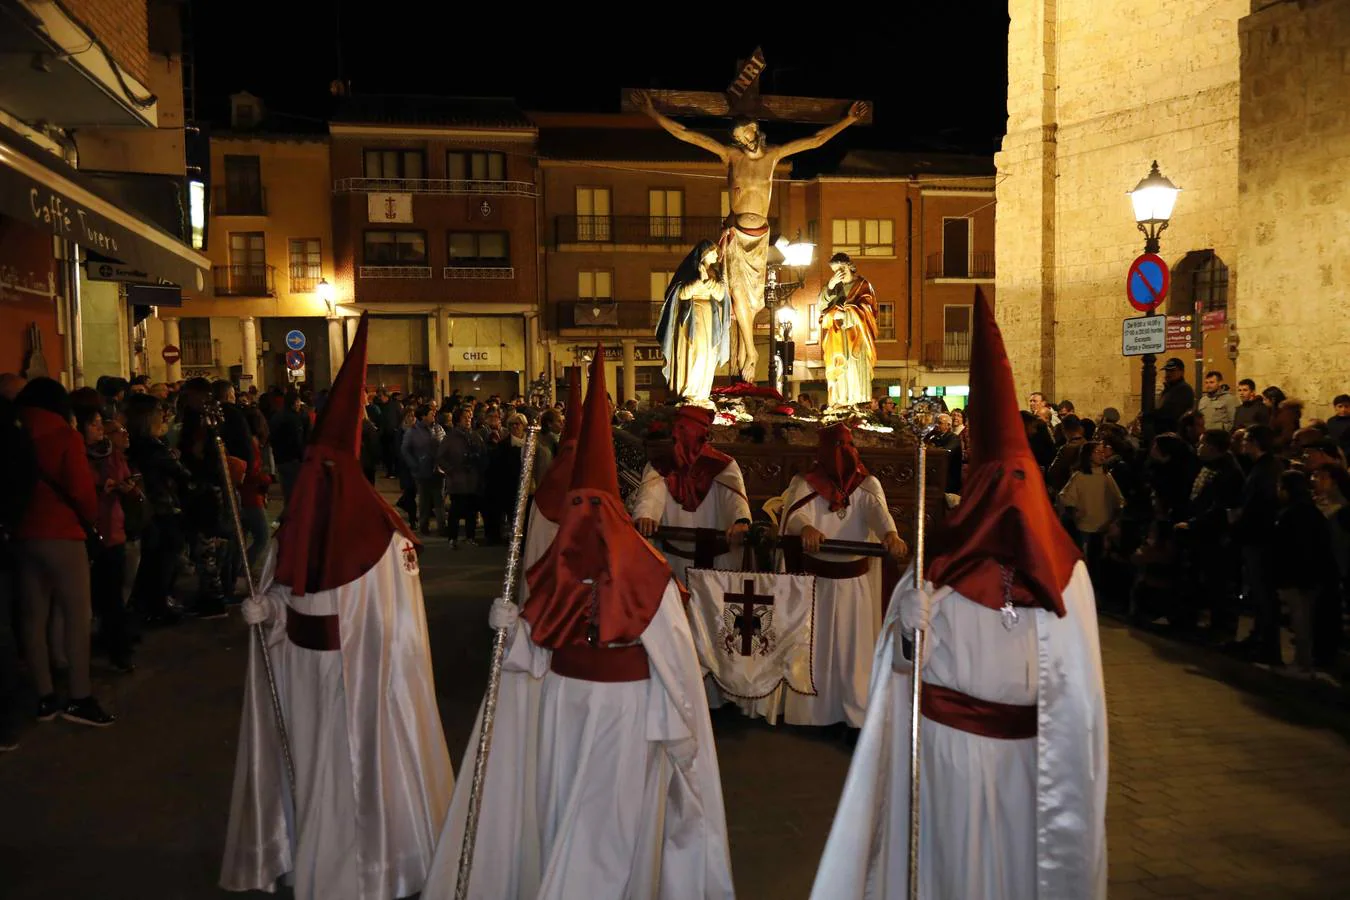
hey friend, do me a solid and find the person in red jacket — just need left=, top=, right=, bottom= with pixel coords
left=14, top=378, right=114, bottom=727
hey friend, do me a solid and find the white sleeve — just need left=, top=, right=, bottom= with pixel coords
left=858, top=476, right=898, bottom=538
left=715, top=461, right=752, bottom=524
left=503, top=618, right=550, bottom=678
left=780, top=476, right=814, bottom=536
left=631, top=463, right=668, bottom=522
left=641, top=583, right=701, bottom=753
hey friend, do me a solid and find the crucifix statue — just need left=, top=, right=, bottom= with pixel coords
left=629, top=52, right=869, bottom=382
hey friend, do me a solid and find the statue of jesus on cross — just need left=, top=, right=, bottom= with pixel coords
left=634, top=89, right=869, bottom=382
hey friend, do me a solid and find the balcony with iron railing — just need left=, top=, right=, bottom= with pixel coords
left=556, top=300, right=663, bottom=333
left=922, top=333, right=973, bottom=370
left=358, top=264, right=433, bottom=279
left=289, top=267, right=322, bottom=293
left=213, top=264, right=276, bottom=297
left=443, top=265, right=515, bottom=279
left=212, top=185, right=267, bottom=216
left=555, top=215, right=770, bottom=247
left=333, top=177, right=537, bottom=197
left=925, top=250, right=995, bottom=280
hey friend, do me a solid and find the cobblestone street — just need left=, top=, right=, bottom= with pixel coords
left=0, top=539, right=1347, bottom=899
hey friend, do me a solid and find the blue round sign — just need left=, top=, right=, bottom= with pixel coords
left=285, top=329, right=306, bottom=352
left=1125, top=253, right=1170, bottom=313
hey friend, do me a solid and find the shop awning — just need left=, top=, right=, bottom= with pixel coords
left=0, top=122, right=208, bottom=290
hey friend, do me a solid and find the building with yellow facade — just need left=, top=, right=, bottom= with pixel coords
left=144, top=93, right=336, bottom=389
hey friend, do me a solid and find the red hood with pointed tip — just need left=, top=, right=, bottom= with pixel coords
left=533, top=368, right=584, bottom=523
left=926, top=289, right=1079, bottom=617
left=273, top=312, right=417, bottom=595
left=522, top=344, right=671, bottom=651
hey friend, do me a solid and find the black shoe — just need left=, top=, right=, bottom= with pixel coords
left=37, top=694, right=60, bottom=722
left=61, top=697, right=116, bottom=728
left=110, top=655, right=136, bottom=675
left=0, top=734, right=18, bottom=752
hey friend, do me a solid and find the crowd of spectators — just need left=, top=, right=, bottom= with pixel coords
left=905, top=364, right=1349, bottom=681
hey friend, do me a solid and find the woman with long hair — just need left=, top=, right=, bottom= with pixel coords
left=13, top=378, right=112, bottom=726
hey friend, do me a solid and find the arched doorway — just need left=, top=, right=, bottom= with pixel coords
left=1168, top=250, right=1231, bottom=390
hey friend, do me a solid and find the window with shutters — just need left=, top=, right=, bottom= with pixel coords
left=288, top=238, right=321, bottom=292
left=578, top=270, right=613, bottom=300
left=447, top=151, right=506, bottom=182
left=447, top=232, right=509, bottom=267
left=648, top=189, right=683, bottom=239
left=363, top=230, right=428, bottom=264
left=575, top=187, right=611, bottom=241
left=831, top=218, right=895, bottom=257
left=363, top=149, right=426, bottom=182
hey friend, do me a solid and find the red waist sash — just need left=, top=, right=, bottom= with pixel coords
left=286, top=606, right=341, bottom=652
left=920, top=682, right=1037, bottom=741
left=550, top=644, right=650, bottom=683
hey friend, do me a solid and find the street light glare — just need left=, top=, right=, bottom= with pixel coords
left=783, top=240, right=816, bottom=268
left=1129, top=160, right=1181, bottom=224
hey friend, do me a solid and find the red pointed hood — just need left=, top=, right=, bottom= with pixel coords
left=522, top=344, right=671, bottom=651
left=652, top=405, right=734, bottom=512
left=273, top=313, right=417, bottom=596
left=805, top=422, right=869, bottom=512
left=309, top=312, right=367, bottom=457
left=533, top=368, right=584, bottom=523
left=926, top=289, right=1079, bottom=617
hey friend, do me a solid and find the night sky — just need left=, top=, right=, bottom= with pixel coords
left=192, top=5, right=1008, bottom=155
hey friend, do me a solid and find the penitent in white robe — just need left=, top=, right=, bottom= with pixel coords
left=630, top=460, right=751, bottom=587
left=809, top=561, right=1108, bottom=900
left=221, top=535, right=455, bottom=900
left=421, top=580, right=736, bottom=900
left=740, top=474, right=896, bottom=727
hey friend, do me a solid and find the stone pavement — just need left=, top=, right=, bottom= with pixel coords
left=1, top=537, right=1348, bottom=899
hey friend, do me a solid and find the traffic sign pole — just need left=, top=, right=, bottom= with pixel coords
left=1126, top=252, right=1171, bottom=445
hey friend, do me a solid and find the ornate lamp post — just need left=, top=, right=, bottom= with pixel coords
left=765, top=235, right=814, bottom=396
left=1127, top=161, right=1180, bottom=440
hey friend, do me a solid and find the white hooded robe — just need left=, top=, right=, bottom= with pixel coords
left=808, top=560, right=1108, bottom=900
left=220, top=535, right=455, bottom=900
left=421, top=580, right=736, bottom=900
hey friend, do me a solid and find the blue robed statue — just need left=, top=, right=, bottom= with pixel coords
left=655, top=240, right=732, bottom=402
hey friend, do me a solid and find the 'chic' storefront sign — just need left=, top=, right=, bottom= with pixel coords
left=455, top=345, right=501, bottom=367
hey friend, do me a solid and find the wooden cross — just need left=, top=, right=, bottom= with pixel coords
left=724, top=578, right=775, bottom=656
left=621, top=47, right=873, bottom=125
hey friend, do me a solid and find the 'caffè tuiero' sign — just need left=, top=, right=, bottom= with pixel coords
left=0, top=122, right=209, bottom=292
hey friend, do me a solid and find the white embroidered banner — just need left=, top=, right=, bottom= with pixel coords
left=685, top=569, right=817, bottom=699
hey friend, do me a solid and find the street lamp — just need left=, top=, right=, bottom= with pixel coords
left=316, top=277, right=336, bottom=315
left=766, top=235, right=815, bottom=396
left=1127, top=161, right=1180, bottom=441
left=1128, top=160, right=1180, bottom=255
